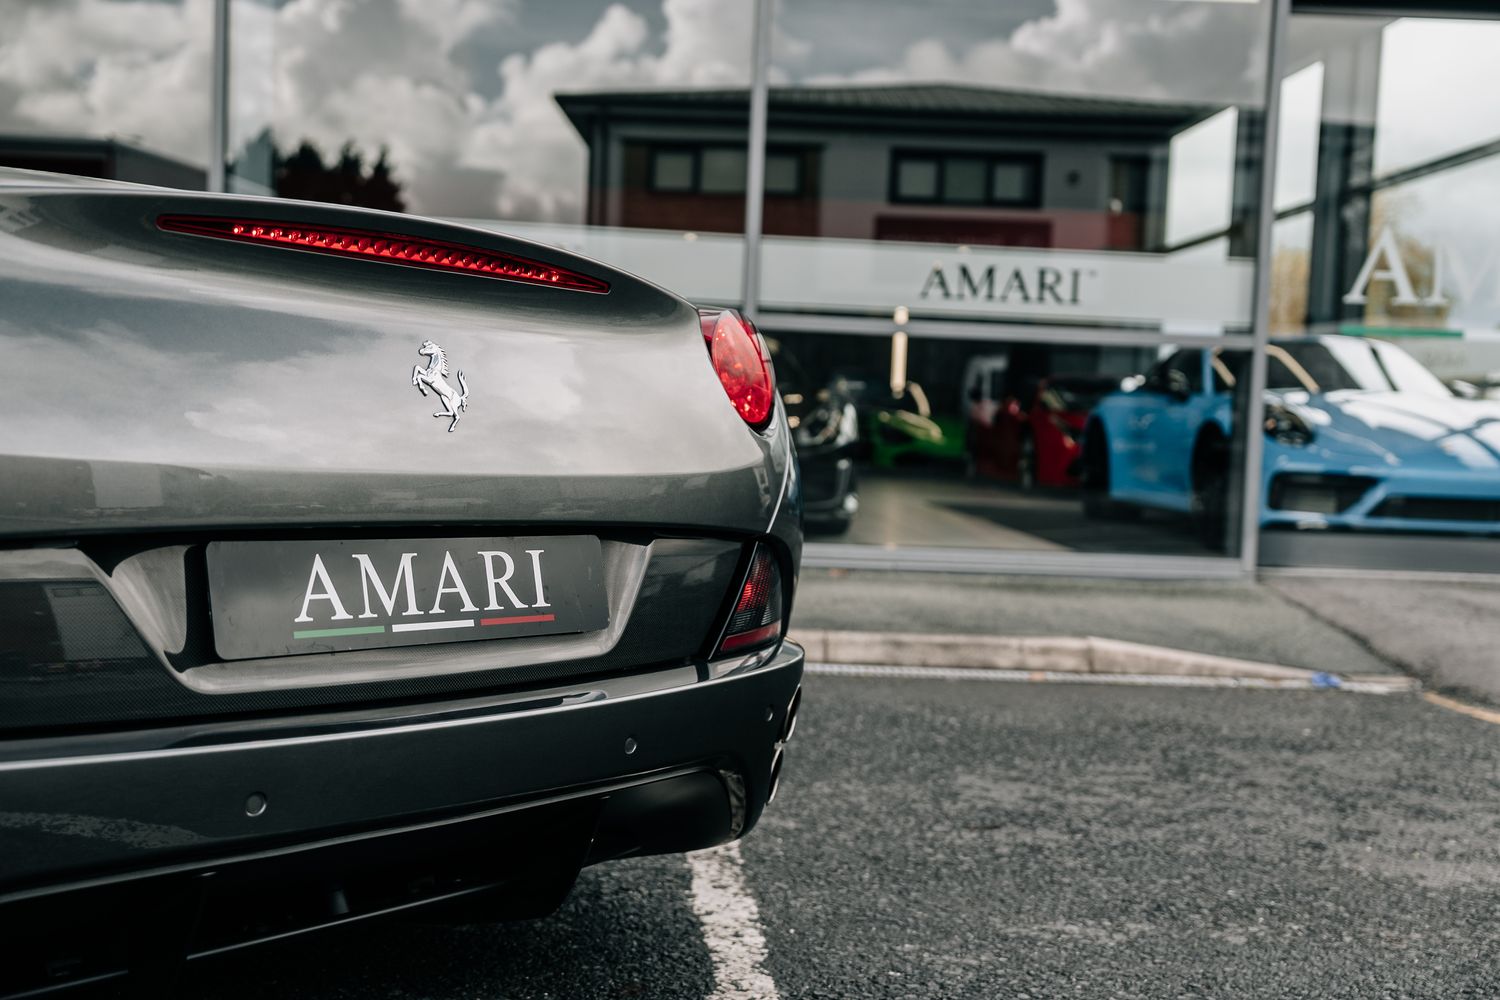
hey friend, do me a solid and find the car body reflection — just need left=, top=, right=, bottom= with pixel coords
left=1084, top=335, right=1500, bottom=540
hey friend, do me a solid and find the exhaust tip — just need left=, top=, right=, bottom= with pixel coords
left=783, top=686, right=802, bottom=743
left=767, top=746, right=785, bottom=804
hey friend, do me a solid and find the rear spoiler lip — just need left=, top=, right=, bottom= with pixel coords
left=156, top=214, right=611, bottom=294
left=3, top=181, right=702, bottom=312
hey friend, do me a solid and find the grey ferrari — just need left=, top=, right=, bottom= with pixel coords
left=0, top=167, right=803, bottom=993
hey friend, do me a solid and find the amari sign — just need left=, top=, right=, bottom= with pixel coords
left=1338, top=226, right=1500, bottom=378
left=1344, top=226, right=1500, bottom=313
left=482, top=221, right=1256, bottom=334
left=763, top=240, right=1254, bottom=332
left=919, top=262, right=1087, bottom=307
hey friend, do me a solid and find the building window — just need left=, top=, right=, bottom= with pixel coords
left=648, top=146, right=806, bottom=196
left=894, top=157, right=939, bottom=201
left=943, top=158, right=986, bottom=204
left=764, top=153, right=802, bottom=196
left=1108, top=156, right=1150, bottom=216
left=992, top=161, right=1035, bottom=204
left=650, top=149, right=695, bottom=192
left=890, top=151, right=1042, bottom=208
left=700, top=148, right=746, bottom=194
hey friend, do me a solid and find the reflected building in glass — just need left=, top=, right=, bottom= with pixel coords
left=1, top=0, right=1498, bottom=575
left=556, top=84, right=1210, bottom=252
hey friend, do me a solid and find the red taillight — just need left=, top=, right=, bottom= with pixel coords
left=717, top=547, right=784, bottom=655
left=699, top=308, right=774, bottom=430
left=157, top=215, right=610, bottom=293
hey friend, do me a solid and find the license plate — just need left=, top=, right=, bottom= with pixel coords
left=206, top=535, right=608, bottom=660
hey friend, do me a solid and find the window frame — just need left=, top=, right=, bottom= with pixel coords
left=1107, top=154, right=1152, bottom=215
left=647, top=146, right=700, bottom=194
left=698, top=146, right=749, bottom=195
left=892, top=154, right=941, bottom=202
left=763, top=150, right=805, bottom=197
left=888, top=150, right=1043, bottom=208
left=647, top=144, right=808, bottom=197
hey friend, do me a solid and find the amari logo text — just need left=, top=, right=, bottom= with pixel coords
left=920, top=262, right=1087, bottom=306
left=292, top=547, right=552, bottom=640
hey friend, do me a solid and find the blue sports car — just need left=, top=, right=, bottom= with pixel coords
left=1082, top=335, right=1500, bottom=544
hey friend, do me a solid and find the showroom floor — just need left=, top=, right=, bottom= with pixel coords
left=825, top=473, right=1214, bottom=556
left=822, top=473, right=1500, bottom=571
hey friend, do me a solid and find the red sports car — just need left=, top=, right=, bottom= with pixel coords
left=968, top=373, right=1121, bottom=488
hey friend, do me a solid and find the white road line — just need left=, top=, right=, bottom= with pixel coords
left=806, top=661, right=1412, bottom=695
left=687, top=841, right=781, bottom=1000
left=389, top=618, right=475, bottom=633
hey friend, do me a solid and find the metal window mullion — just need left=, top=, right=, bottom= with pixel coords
left=1238, top=0, right=1292, bottom=574
left=740, top=0, right=774, bottom=321
left=209, top=0, right=230, bottom=192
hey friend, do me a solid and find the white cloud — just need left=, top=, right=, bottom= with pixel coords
left=0, top=0, right=212, bottom=165
left=460, top=0, right=752, bottom=220
left=259, top=0, right=751, bottom=219
left=796, top=0, right=1266, bottom=106
left=0, top=0, right=1274, bottom=222
left=397, top=0, right=519, bottom=58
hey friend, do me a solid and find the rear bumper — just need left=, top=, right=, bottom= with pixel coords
left=0, top=640, right=802, bottom=966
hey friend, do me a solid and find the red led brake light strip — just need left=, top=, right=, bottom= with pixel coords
left=158, top=215, right=609, bottom=293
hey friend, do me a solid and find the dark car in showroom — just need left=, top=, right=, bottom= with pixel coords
left=0, top=168, right=803, bottom=994
left=765, top=337, right=860, bottom=534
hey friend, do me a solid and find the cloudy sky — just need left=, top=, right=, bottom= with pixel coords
left=0, top=0, right=1275, bottom=219
left=1, top=0, right=1497, bottom=239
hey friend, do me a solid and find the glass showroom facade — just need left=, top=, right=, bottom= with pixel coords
left=2, top=0, right=1498, bottom=576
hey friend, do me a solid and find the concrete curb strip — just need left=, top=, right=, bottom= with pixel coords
left=790, top=629, right=1420, bottom=692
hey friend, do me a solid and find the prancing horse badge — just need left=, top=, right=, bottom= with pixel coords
left=411, top=340, right=470, bottom=432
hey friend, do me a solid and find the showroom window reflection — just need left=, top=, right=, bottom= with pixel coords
left=248, top=0, right=1276, bottom=562
left=1275, top=14, right=1500, bottom=385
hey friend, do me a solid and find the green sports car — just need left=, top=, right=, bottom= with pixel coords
left=866, top=382, right=969, bottom=468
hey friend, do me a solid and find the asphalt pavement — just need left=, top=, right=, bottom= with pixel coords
left=180, top=672, right=1500, bottom=999
left=794, top=568, right=1399, bottom=676
left=1266, top=574, right=1500, bottom=702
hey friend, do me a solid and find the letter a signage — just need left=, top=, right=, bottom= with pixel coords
left=1344, top=226, right=1420, bottom=306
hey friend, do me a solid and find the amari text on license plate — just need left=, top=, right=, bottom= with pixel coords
left=206, top=535, right=608, bottom=660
